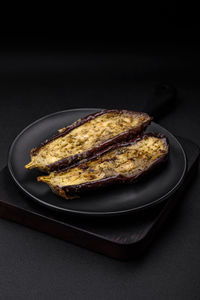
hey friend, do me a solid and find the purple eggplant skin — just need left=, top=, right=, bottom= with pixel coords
left=31, top=109, right=152, bottom=172
left=46, top=133, right=169, bottom=200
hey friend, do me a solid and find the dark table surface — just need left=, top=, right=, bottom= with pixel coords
left=0, top=42, right=200, bottom=299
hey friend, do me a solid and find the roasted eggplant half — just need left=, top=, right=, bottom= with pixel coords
left=38, top=133, right=169, bottom=200
left=25, top=110, right=152, bottom=172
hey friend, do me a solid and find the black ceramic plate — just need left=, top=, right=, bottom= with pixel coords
left=8, top=108, right=187, bottom=217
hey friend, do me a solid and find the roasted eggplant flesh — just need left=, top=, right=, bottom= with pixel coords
left=38, top=134, right=168, bottom=199
left=25, top=110, right=151, bottom=171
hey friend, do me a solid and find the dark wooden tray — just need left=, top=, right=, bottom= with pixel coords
left=0, top=137, right=199, bottom=260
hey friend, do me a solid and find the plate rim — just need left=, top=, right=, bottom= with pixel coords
left=7, top=108, right=187, bottom=217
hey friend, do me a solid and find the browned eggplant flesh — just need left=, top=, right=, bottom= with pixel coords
left=37, top=134, right=169, bottom=199
left=25, top=110, right=151, bottom=172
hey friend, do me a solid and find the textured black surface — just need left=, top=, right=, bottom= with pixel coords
left=8, top=110, right=186, bottom=216
left=1, top=44, right=200, bottom=299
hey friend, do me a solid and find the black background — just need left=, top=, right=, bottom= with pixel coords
left=0, top=24, right=200, bottom=300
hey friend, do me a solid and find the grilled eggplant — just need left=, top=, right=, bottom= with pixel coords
left=25, top=110, right=152, bottom=172
left=38, top=133, right=169, bottom=200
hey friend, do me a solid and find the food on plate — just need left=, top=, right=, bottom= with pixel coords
left=25, top=110, right=152, bottom=172
left=37, top=133, right=169, bottom=199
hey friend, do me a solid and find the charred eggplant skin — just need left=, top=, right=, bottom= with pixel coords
left=42, top=133, right=169, bottom=200
left=31, top=109, right=152, bottom=172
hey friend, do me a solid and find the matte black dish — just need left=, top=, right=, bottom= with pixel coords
left=8, top=108, right=187, bottom=217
